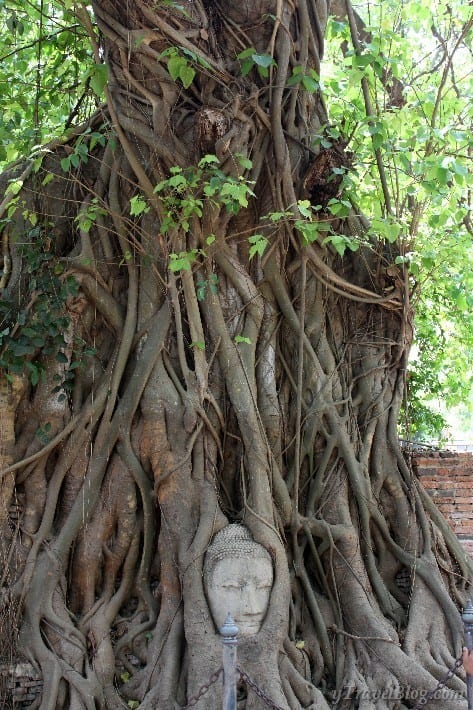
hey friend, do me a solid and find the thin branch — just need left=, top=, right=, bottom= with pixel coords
left=345, top=0, right=393, bottom=216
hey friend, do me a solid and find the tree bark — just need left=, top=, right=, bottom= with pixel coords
left=0, top=1, right=471, bottom=708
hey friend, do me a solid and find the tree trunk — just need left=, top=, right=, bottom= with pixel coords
left=0, top=1, right=471, bottom=708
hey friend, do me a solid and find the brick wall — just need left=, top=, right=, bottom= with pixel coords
left=413, top=451, right=473, bottom=556
left=0, top=662, right=43, bottom=707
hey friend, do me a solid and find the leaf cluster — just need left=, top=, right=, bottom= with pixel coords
left=0, top=226, right=78, bottom=384
left=0, top=0, right=95, bottom=168
left=324, top=0, right=473, bottom=437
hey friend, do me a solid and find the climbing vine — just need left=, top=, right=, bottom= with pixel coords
left=0, top=2, right=472, bottom=709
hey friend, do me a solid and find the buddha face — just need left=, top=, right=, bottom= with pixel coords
left=206, top=556, right=273, bottom=636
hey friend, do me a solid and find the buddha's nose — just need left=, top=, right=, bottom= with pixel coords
left=241, top=585, right=257, bottom=613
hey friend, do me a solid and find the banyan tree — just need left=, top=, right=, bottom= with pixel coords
left=0, top=0, right=472, bottom=708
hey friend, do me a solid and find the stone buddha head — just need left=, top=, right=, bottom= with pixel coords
left=203, top=524, right=273, bottom=637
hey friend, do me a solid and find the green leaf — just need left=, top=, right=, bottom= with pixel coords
left=89, top=63, right=109, bottom=97
left=168, top=55, right=195, bottom=87
left=130, top=195, right=150, bottom=216
left=190, top=341, right=205, bottom=350
left=251, top=53, right=275, bottom=68
left=327, top=199, right=351, bottom=218
left=167, top=174, right=188, bottom=190
left=35, top=422, right=51, bottom=444
left=32, top=156, right=43, bottom=173
left=295, top=220, right=319, bottom=245
left=26, top=361, right=42, bottom=386
left=248, top=234, right=268, bottom=259
left=234, top=335, right=252, bottom=345
left=11, top=342, right=35, bottom=356
left=179, top=46, right=210, bottom=68
left=168, top=55, right=185, bottom=81
left=330, top=19, right=348, bottom=34
left=297, top=200, right=312, bottom=218
left=264, top=210, right=291, bottom=222
left=237, top=48, right=256, bottom=60
left=237, top=155, right=253, bottom=170
left=237, top=48, right=259, bottom=76
left=302, top=75, right=319, bottom=93
left=198, top=154, right=220, bottom=168
left=6, top=179, right=23, bottom=196
left=369, top=217, right=402, bottom=243
left=240, top=60, right=254, bottom=77
left=21, top=327, right=38, bottom=338
left=42, top=172, right=54, bottom=186
left=208, top=275, right=218, bottom=295
left=323, top=234, right=359, bottom=257
left=196, top=280, right=206, bottom=301
left=287, top=65, right=304, bottom=86
left=168, top=249, right=197, bottom=272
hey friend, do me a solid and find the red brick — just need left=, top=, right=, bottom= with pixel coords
left=438, top=480, right=470, bottom=488
left=414, top=459, right=439, bottom=468
left=452, top=480, right=473, bottom=496
left=419, top=479, right=439, bottom=488
left=429, top=495, right=453, bottom=503
left=439, top=505, right=466, bottom=513
left=435, top=468, right=456, bottom=476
